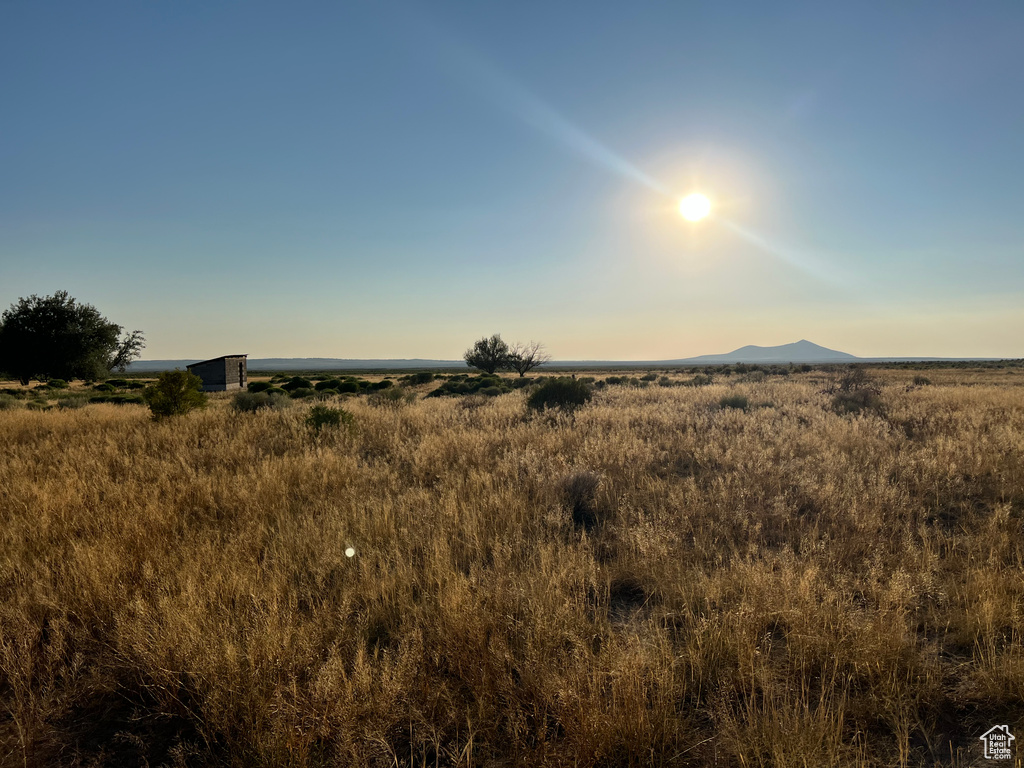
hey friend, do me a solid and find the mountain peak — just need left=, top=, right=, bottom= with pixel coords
left=673, top=340, right=858, bottom=364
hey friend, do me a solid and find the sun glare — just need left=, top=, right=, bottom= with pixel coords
left=679, top=193, right=711, bottom=222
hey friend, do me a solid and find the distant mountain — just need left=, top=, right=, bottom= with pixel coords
left=127, top=342, right=1004, bottom=373
left=670, top=340, right=859, bottom=364
left=129, top=358, right=469, bottom=372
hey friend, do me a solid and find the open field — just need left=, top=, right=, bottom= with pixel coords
left=2, top=369, right=1023, bottom=766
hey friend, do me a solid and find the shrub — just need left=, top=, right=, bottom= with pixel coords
left=405, top=371, right=435, bottom=386
left=105, top=378, right=129, bottom=388
left=527, top=377, right=593, bottom=412
left=126, top=381, right=147, bottom=390
left=426, top=374, right=513, bottom=398
left=0, top=394, right=19, bottom=410
left=26, top=400, right=51, bottom=411
left=91, top=393, right=145, bottom=405
left=369, top=379, right=393, bottom=391
left=719, top=394, right=749, bottom=411
left=832, top=389, right=884, bottom=416
left=247, top=381, right=272, bottom=393
left=686, top=374, right=714, bottom=387
left=913, top=375, right=932, bottom=386
left=93, top=383, right=115, bottom=392
left=46, top=378, right=69, bottom=389
left=369, top=386, right=414, bottom=407
left=289, top=387, right=316, bottom=399
left=142, top=370, right=207, bottom=420
left=57, top=397, right=87, bottom=409
left=315, top=379, right=344, bottom=391
left=232, top=391, right=290, bottom=413
left=337, top=381, right=360, bottom=393
left=641, top=372, right=658, bottom=382
left=557, top=470, right=604, bottom=531
left=265, top=386, right=288, bottom=396
left=282, top=376, right=313, bottom=392
left=305, top=405, right=355, bottom=433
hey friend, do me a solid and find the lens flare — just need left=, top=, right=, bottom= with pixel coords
left=679, top=194, right=711, bottom=222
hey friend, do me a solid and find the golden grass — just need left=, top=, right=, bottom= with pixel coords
left=1, top=372, right=1022, bottom=766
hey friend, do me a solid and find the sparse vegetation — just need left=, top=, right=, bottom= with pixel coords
left=305, top=404, right=355, bottom=433
left=719, top=393, right=750, bottom=410
left=1, top=372, right=1023, bottom=766
left=142, top=369, right=207, bottom=419
left=231, top=390, right=290, bottom=413
left=527, top=376, right=593, bottom=411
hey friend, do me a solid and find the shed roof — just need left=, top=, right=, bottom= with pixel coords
left=187, top=354, right=248, bottom=368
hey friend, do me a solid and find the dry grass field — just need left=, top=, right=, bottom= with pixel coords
left=1, top=369, right=1023, bottom=767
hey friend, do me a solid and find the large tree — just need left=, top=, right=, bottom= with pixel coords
left=0, top=291, right=145, bottom=384
left=507, top=340, right=551, bottom=377
left=463, top=334, right=510, bottom=374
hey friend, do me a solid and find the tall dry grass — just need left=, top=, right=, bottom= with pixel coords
left=1, top=372, right=1023, bottom=766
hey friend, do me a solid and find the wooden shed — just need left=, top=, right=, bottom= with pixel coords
left=187, top=355, right=248, bottom=392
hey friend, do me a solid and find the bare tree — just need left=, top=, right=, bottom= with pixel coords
left=508, top=341, right=551, bottom=377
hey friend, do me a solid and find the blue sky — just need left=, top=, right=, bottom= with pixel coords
left=2, top=1, right=1022, bottom=359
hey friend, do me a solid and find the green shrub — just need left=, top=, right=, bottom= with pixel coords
left=93, top=383, right=115, bottom=392
left=369, top=387, right=414, bottom=407
left=247, top=381, right=272, bottom=393
left=719, top=394, right=749, bottom=411
left=315, top=379, right=344, bottom=391
left=405, top=371, right=435, bottom=386
left=527, top=377, right=593, bottom=412
left=289, top=387, right=316, bottom=399
left=369, top=379, right=393, bottom=391
left=426, top=374, right=513, bottom=398
left=282, top=376, right=313, bottom=392
left=913, top=375, right=931, bottom=386
left=91, top=393, right=145, bottom=405
left=142, top=370, right=207, bottom=420
left=46, top=378, right=69, bottom=389
left=126, top=381, right=147, bottom=390
left=265, top=386, right=288, bottom=396
left=232, top=391, right=290, bottom=413
left=337, top=381, right=360, bottom=393
left=685, top=374, right=714, bottom=387
left=0, top=394, right=20, bottom=410
left=640, top=372, right=658, bottom=382
left=26, top=401, right=51, bottom=411
left=305, top=405, right=355, bottom=433
left=480, top=386, right=504, bottom=397
left=105, top=378, right=129, bottom=388
left=57, top=397, right=87, bottom=409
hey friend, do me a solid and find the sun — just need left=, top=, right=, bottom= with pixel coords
left=679, top=193, right=711, bottom=222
